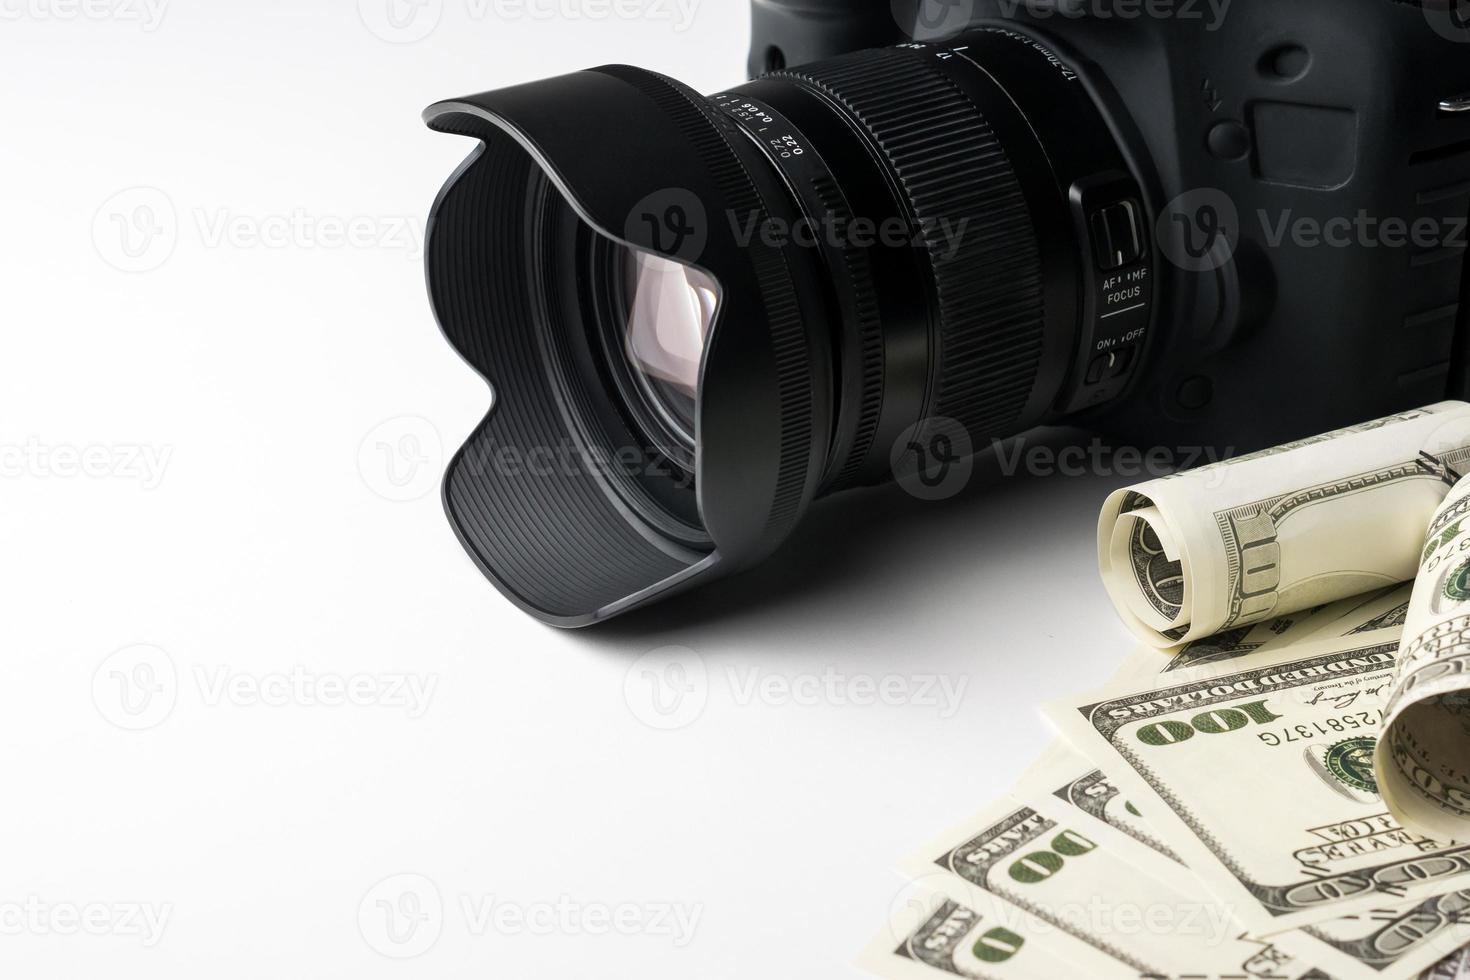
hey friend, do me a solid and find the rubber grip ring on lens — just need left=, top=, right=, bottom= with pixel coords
left=774, top=48, right=1046, bottom=442
left=809, top=172, right=885, bottom=491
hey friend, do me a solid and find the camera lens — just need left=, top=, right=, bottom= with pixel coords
left=424, top=27, right=1153, bottom=625
left=598, top=248, right=721, bottom=473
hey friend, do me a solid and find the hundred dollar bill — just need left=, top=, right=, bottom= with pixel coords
left=1112, top=612, right=1327, bottom=684
left=1292, top=901, right=1470, bottom=980
left=902, top=788, right=1329, bottom=978
left=858, top=889, right=1134, bottom=980
left=1044, top=630, right=1470, bottom=935
left=1377, top=474, right=1470, bottom=844
left=1288, top=587, right=1414, bottom=646
left=1335, top=587, right=1412, bottom=636
left=1114, top=596, right=1411, bottom=688
left=1098, top=402, right=1470, bottom=647
left=1425, top=945, right=1470, bottom=979
left=1166, top=608, right=1331, bottom=673
left=1106, top=607, right=1361, bottom=686
left=1257, top=596, right=1390, bottom=652
left=1017, top=742, right=1470, bottom=980
left=1018, top=741, right=1185, bottom=868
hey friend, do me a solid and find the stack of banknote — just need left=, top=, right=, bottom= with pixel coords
left=864, top=403, right=1470, bottom=980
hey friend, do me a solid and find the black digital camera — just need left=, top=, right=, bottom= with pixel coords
left=424, top=0, right=1470, bottom=625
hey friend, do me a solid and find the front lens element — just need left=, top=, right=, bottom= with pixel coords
left=424, top=63, right=831, bottom=627
left=621, top=250, right=720, bottom=446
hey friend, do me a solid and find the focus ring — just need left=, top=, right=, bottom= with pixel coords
left=774, top=48, right=1046, bottom=442
left=810, top=173, right=885, bottom=491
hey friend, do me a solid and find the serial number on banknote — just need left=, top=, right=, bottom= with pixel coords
left=1257, top=710, right=1387, bottom=746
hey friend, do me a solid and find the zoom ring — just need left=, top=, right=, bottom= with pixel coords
left=774, top=48, right=1046, bottom=443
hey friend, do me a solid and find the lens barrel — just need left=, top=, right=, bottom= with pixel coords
left=424, top=27, right=1155, bottom=625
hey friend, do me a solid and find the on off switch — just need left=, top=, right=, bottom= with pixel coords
left=1091, top=201, right=1142, bottom=271
left=1085, top=346, right=1135, bottom=385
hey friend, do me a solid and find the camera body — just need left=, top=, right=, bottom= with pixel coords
left=754, top=0, right=1470, bottom=453
left=422, top=0, right=1470, bottom=624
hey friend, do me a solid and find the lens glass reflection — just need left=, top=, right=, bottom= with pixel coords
left=619, top=250, right=720, bottom=448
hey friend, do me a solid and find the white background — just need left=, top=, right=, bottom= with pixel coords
left=1, top=1, right=1145, bottom=976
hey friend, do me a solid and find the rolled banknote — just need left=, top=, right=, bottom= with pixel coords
left=1377, top=472, right=1470, bottom=843
left=1098, top=402, right=1470, bottom=647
